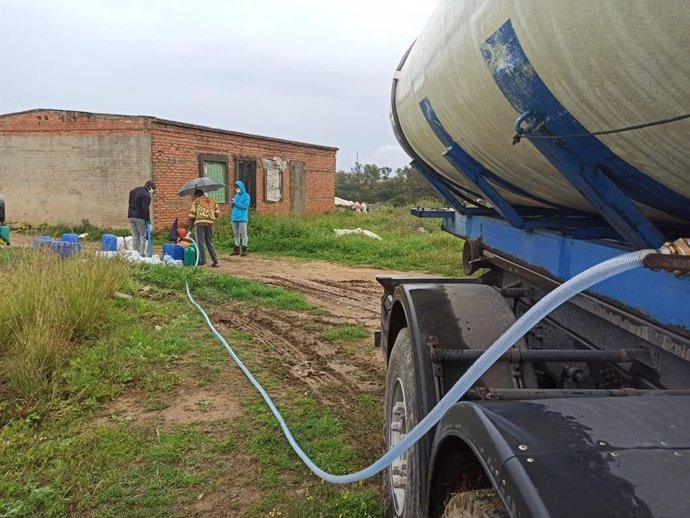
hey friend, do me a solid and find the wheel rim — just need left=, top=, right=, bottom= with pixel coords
left=389, top=378, right=409, bottom=516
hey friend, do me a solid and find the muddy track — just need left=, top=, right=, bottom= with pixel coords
left=212, top=255, right=414, bottom=327
left=215, top=305, right=383, bottom=402
left=263, top=275, right=380, bottom=318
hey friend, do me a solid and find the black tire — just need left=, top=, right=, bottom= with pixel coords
left=384, top=328, right=424, bottom=518
left=442, top=490, right=508, bottom=518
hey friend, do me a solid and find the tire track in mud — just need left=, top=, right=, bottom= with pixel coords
left=209, top=257, right=393, bottom=461
left=260, top=275, right=381, bottom=324
left=212, top=303, right=386, bottom=460
left=215, top=305, right=383, bottom=401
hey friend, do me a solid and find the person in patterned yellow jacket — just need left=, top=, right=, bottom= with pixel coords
left=187, top=189, right=220, bottom=267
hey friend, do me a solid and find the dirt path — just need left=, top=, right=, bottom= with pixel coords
left=209, top=254, right=419, bottom=458
left=213, top=254, right=413, bottom=328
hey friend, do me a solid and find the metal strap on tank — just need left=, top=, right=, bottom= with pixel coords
left=480, top=19, right=690, bottom=249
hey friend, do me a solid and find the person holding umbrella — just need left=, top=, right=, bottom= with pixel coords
left=187, top=189, right=220, bottom=267
left=178, top=177, right=225, bottom=267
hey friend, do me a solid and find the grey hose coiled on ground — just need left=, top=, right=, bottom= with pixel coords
left=187, top=249, right=654, bottom=483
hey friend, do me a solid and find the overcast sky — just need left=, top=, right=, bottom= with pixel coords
left=0, top=0, right=438, bottom=171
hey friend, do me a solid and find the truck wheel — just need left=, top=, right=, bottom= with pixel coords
left=442, top=489, right=508, bottom=518
left=384, top=328, right=423, bottom=518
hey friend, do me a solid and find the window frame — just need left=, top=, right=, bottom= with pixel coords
left=197, top=154, right=230, bottom=204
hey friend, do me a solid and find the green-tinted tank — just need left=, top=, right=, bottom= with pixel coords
left=183, top=246, right=197, bottom=266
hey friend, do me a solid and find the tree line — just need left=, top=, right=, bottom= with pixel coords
left=335, top=163, right=444, bottom=206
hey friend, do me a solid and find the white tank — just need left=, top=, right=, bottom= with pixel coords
left=392, top=0, right=690, bottom=223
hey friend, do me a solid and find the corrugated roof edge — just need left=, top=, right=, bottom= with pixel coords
left=0, top=108, right=339, bottom=152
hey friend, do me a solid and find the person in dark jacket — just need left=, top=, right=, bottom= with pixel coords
left=128, top=180, right=155, bottom=255
left=0, top=193, right=8, bottom=246
left=230, top=180, right=250, bottom=256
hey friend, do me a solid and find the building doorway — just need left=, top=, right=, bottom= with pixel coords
left=236, top=157, right=257, bottom=209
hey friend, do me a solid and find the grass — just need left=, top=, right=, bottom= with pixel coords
left=3, top=207, right=433, bottom=516
left=1, top=419, right=231, bottom=517
left=221, top=328, right=382, bottom=517
left=133, top=263, right=312, bottom=310
left=0, top=249, right=127, bottom=412
left=238, top=395, right=382, bottom=518
left=210, top=204, right=463, bottom=276
left=12, top=202, right=464, bottom=276
left=322, top=324, right=370, bottom=343
left=0, top=252, right=383, bottom=517
left=0, top=268, right=246, bottom=516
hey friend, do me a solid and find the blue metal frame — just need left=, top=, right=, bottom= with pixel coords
left=418, top=99, right=639, bottom=240
left=479, top=19, right=688, bottom=249
left=428, top=209, right=690, bottom=333
left=419, top=98, right=569, bottom=213
left=411, top=159, right=470, bottom=215
left=420, top=99, right=525, bottom=228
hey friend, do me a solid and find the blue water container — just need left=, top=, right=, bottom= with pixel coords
left=54, top=241, right=80, bottom=258
left=162, top=243, right=175, bottom=260
left=32, top=236, right=54, bottom=250
left=162, top=243, right=185, bottom=261
left=171, top=244, right=184, bottom=261
left=102, top=234, right=118, bottom=252
left=62, top=233, right=80, bottom=244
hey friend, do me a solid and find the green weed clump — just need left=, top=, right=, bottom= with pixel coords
left=322, top=324, right=370, bottom=343
left=0, top=250, right=126, bottom=406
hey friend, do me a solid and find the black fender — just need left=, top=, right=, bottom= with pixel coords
left=429, top=395, right=690, bottom=518
left=385, top=281, right=522, bottom=397
left=380, top=279, right=525, bottom=515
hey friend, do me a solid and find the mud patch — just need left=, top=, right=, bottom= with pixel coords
left=96, top=388, right=242, bottom=428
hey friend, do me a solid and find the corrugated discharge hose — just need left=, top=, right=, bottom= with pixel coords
left=186, top=249, right=655, bottom=484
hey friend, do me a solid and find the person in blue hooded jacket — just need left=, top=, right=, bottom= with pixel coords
left=230, top=180, right=251, bottom=256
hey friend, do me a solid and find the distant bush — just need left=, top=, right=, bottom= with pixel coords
left=336, top=164, right=445, bottom=206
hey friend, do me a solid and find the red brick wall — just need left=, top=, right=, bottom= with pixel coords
left=0, top=110, right=149, bottom=134
left=150, top=121, right=336, bottom=231
left=0, top=110, right=336, bottom=231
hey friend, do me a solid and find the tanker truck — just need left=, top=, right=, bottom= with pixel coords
left=377, top=2, right=690, bottom=517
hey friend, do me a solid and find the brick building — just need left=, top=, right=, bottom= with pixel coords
left=0, top=109, right=337, bottom=230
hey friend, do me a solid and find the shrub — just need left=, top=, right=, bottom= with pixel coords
left=0, top=251, right=127, bottom=408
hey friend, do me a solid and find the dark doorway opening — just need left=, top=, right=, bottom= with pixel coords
left=236, top=157, right=257, bottom=209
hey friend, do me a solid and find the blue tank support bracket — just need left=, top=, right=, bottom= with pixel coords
left=420, top=98, right=529, bottom=228
left=480, top=19, right=677, bottom=249
left=561, top=164, right=665, bottom=249
left=411, top=159, right=468, bottom=215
